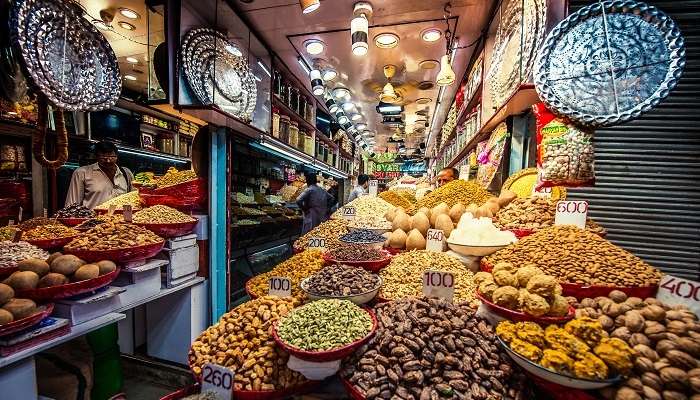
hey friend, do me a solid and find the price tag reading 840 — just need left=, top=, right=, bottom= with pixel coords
left=342, top=207, right=356, bottom=220
left=425, top=229, right=445, bottom=252
left=554, top=201, right=588, bottom=229
left=368, top=180, right=378, bottom=197
left=268, top=276, right=292, bottom=297
left=201, top=363, right=233, bottom=400
left=657, top=275, right=700, bottom=318
left=423, top=270, right=454, bottom=302
left=307, top=237, right=326, bottom=251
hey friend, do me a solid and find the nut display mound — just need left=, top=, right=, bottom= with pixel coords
left=17, top=217, right=56, bottom=232
left=348, top=215, right=392, bottom=231
left=448, top=213, right=517, bottom=256
left=378, top=190, right=415, bottom=212
left=22, top=224, right=80, bottom=249
left=342, top=297, right=529, bottom=399
left=94, top=191, right=143, bottom=212
left=0, top=241, right=49, bottom=271
left=156, top=167, right=197, bottom=189
left=246, top=250, right=324, bottom=298
left=332, top=196, right=395, bottom=220
left=483, top=226, right=663, bottom=289
left=476, top=263, right=572, bottom=322
left=133, top=205, right=198, bottom=237
left=415, top=179, right=492, bottom=211
left=189, top=296, right=308, bottom=392
left=494, top=197, right=605, bottom=235
left=339, top=229, right=386, bottom=244
left=568, top=292, right=700, bottom=400
left=302, top=264, right=381, bottom=304
left=274, top=299, right=375, bottom=360
left=64, top=222, right=164, bottom=263
left=378, top=250, right=477, bottom=306
left=497, top=318, right=633, bottom=384
left=0, top=226, right=18, bottom=242
left=294, top=219, right=349, bottom=252
left=55, top=203, right=96, bottom=220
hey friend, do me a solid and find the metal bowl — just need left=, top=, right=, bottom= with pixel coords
left=300, top=277, right=382, bottom=305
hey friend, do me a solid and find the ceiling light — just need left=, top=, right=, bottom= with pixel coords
left=118, top=21, right=136, bottom=31
left=124, top=74, right=137, bottom=81
left=376, top=102, right=403, bottom=114
left=333, top=87, right=350, bottom=99
left=356, top=123, right=367, bottom=130
left=416, top=97, right=432, bottom=104
left=300, top=0, right=320, bottom=13
left=309, top=69, right=324, bottom=96
left=322, top=68, right=337, bottom=81
left=351, top=113, right=362, bottom=121
left=436, top=54, right=456, bottom=86
left=119, top=8, right=140, bottom=19
left=380, top=82, right=399, bottom=104
left=304, top=39, right=325, bottom=55
left=342, top=102, right=355, bottom=112
left=93, top=19, right=110, bottom=30
left=421, top=28, right=442, bottom=42
left=374, top=32, right=399, bottom=49
left=418, top=81, right=434, bottom=90
left=297, top=56, right=311, bottom=74
left=419, top=59, right=439, bottom=69
left=336, top=111, right=349, bottom=125
left=125, top=56, right=138, bottom=64
left=326, top=97, right=339, bottom=114
left=351, top=2, right=372, bottom=56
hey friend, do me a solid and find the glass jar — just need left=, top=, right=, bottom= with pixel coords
left=322, top=143, right=328, bottom=163
left=306, top=100, right=314, bottom=122
left=288, top=121, right=299, bottom=148
left=289, top=87, right=299, bottom=113
left=279, top=115, right=290, bottom=143
left=273, top=70, right=282, bottom=98
left=297, top=128, right=306, bottom=150
left=298, top=96, right=307, bottom=119
left=272, top=109, right=280, bottom=138
left=304, top=131, right=314, bottom=155
left=281, top=79, right=289, bottom=105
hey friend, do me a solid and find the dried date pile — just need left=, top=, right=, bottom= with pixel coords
left=327, top=244, right=385, bottom=262
left=342, top=297, right=528, bottom=400
left=304, top=264, right=380, bottom=296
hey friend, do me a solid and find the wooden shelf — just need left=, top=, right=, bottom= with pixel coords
left=435, top=82, right=483, bottom=159
left=447, top=84, right=539, bottom=168
left=272, top=96, right=338, bottom=151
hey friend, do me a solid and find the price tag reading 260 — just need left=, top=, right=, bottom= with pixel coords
left=554, top=200, right=588, bottom=229
left=423, top=270, right=454, bottom=302
left=342, top=207, right=356, bottom=220
left=201, top=363, right=233, bottom=400
left=268, top=276, right=292, bottom=297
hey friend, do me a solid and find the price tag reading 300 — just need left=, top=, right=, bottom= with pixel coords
left=423, top=270, right=454, bottom=303
left=425, top=229, right=445, bottom=252
left=201, top=363, right=234, bottom=400
left=554, top=201, right=588, bottom=229
left=342, top=207, right=356, bottom=220
left=268, top=276, right=292, bottom=297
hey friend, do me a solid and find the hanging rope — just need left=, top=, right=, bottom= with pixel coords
left=33, top=95, right=68, bottom=169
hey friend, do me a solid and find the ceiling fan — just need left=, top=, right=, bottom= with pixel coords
left=364, top=64, right=419, bottom=106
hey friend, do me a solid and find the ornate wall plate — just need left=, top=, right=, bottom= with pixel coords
left=10, top=0, right=121, bottom=111
left=534, top=1, right=685, bottom=127
left=181, top=28, right=257, bottom=121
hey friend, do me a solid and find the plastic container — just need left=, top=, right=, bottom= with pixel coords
left=65, top=241, right=164, bottom=263
left=15, top=268, right=121, bottom=301
left=322, top=251, right=391, bottom=273
left=0, top=303, right=54, bottom=337
left=476, top=291, right=575, bottom=324
left=271, top=308, right=377, bottom=362
left=279, top=115, right=290, bottom=143
left=300, top=277, right=381, bottom=305
left=135, top=220, right=198, bottom=238
left=272, top=110, right=280, bottom=138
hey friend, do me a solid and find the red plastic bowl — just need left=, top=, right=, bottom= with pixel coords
left=271, top=308, right=377, bottom=362
left=0, top=303, right=54, bottom=337
left=57, top=218, right=91, bottom=227
left=24, top=236, right=79, bottom=250
left=136, top=220, right=198, bottom=238
left=476, top=290, right=575, bottom=324
left=322, top=251, right=392, bottom=273
left=15, top=268, right=121, bottom=301
left=65, top=241, right=164, bottom=263
left=340, top=376, right=366, bottom=400
left=384, top=247, right=403, bottom=255
left=245, top=278, right=260, bottom=300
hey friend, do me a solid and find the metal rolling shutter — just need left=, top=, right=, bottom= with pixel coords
left=566, top=1, right=700, bottom=280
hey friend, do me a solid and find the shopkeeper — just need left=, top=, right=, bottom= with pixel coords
left=296, top=171, right=334, bottom=234
left=348, top=174, right=370, bottom=202
left=65, top=141, right=134, bottom=208
left=436, top=167, right=458, bottom=187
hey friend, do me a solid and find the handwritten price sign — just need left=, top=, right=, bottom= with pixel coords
left=425, top=229, right=445, bottom=252
left=368, top=180, right=378, bottom=197
left=268, top=276, right=292, bottom=297
left=531, top=185, right=553, bottom=198
left=459, top=165, right=470, bottom=181
left=423, top=270, right=454, bottom=302
left=658, top=275, right=700, bottom=318
left=307, top=237, right=326, bottom=251
left=554, top=201, right=588, bottom=229
left=201, top=363, right=234, bottom=400
left=342, top=207, right=356, bottom=220
left=123, top=205, right=133, bottom=222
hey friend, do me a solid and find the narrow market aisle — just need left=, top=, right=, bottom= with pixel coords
left=121, top=355, right=192, bottom=399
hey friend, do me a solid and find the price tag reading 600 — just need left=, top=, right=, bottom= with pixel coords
left=268, top=276, right=292, bottom=298
left=422, top=270, right=455, bottom=302
left=554, top=200, right=588, bottom=229
left=201, top=363, right=233, bottom=400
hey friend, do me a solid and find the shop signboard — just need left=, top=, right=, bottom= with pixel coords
left=201, top=363, right=234, bottom=399
left=658, top=275, right=700, bottom=318
left=554, top=201, right=587, bottom=229
left=268, top=276, right=292, bottom=297
left=425, top=229, right=445, bottom=252
left=423, top=270, right=454, bottom=302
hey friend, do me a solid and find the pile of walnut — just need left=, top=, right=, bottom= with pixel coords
left=570, top=290, right=700, bottom=400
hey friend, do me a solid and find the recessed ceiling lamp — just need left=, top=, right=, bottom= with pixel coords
left=309, top=69, right=324, bottom=95
left=322, top=68, right=337, bottom=81
left=333, top=87, right=350, bottom=99
left=351, top=2, right=372, bottom=56
left=374, top=32, right=399, bottom=49
left=415, top=97, right=432, bottom=104
left=118, top=7, right=140, bottom=19
left=118, top=21, right=136, bottom=31
left=421, top=28, right=442, bottom=42
left=336, top=111, right=349, bottom=125
left=124, top=74, right=137, bottom=81
left=125, top=56, right=138, bottom=64
left=300, top=0, right=320, bottom=14
left=351, top=113, right=362, bottom=121
left=356, top=123, right=367, bottom=130
left=304, top=39, right=325, bottom=55
left=342, top=102, right=355, bottom=112
left=93, top=19, right=110, bottom=30
left=419, top=59, right=439, bottom=69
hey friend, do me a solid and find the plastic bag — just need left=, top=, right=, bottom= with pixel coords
left=534, top=103, right=595, bottom=189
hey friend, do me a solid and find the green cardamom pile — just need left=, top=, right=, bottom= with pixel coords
left=277, top=299, right=373, bottom=351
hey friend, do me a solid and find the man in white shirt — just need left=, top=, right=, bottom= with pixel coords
left=65, top=141, right=134, bottom=209
left=347, top=174, right=370, bottom=202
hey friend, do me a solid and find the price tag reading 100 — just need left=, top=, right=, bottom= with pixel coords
left=268, top=276, right=292, bottom=297
left=423, top=270, right=454, bottom=303
left=201, top=363, right=234, bottom=400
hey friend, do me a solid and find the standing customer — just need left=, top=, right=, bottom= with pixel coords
left=65, top=141, right=134, bottom=208
left=296, top=171, right=334, bottom=234
left=348, top=174, right=370, bottom=202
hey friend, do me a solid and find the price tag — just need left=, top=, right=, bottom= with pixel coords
left=423, top=270, right=455, bottom=302
left=532, top=185, right=553, bottom=198
left=459, top=165, right=470, bottom=181
left=658, top=275, right=700, bottom=318
left=42, top=208, right=48, bottom=218
left=8, top=220, right=14, bottom=226
left=425, top=229, right=445, bottom=252
left=368, top=180, right=378, bottom=197
left=342, top=207, right=356, bottom=220
left=201, top=363, right=234, bottom=400
left=554, top=201, right=588, bottom=229
left=268, top=276, right=292, bottom=297
left=123, top=205, right=133, bottom=222
left=245, top=187, right=253, bottom=197
left=307, top=237, right=326, bottom=251
left=108, top=204, right=117, bottom=216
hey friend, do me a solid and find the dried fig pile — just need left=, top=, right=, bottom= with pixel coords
left=570, top=291, right=700, bottom=399
left=342, top=297, right=528, bottom=400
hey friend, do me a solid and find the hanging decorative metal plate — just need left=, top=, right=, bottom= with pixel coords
left=10, top=0, right=121, bottom=111
left=534, top=1, right=685, bottom=127
left=181, top=28, right=257, bottom=121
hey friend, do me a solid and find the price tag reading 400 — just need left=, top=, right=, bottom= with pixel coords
left=554, top=201, right=588, bottom=229
left=342, top=207, right=356, bottom=220
left=268, top=276, right=292, bottom=297
left=658, top=275, right=700, bottom=318
left=423, top=270, right=454, bottom=302
left=201, top=363, right=233, bottom=400
left=425, top=229, right=445, bottom=252
left=307, top=237, right=326, bottom=251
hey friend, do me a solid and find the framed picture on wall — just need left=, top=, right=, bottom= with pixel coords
left=141, top=132, right=156, bottom=151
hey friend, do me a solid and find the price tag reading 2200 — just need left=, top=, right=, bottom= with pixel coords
left=423, top=270, right=454, bottom=302
left=201, top=363, right=233, bottom=400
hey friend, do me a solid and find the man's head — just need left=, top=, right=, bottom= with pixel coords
left=94, top=141, right=119, bottom=169
left=304, top=171, right=317, bottom=185
left=437, top=167, right=458, bottom=187
left=358, top=174, right=370, bottom=188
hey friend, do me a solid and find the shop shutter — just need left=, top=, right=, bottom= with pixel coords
left=566, top=1, right=700, bottom=280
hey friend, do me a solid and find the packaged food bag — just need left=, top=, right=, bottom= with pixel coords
left=534, top=103, right=595, bottom=189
